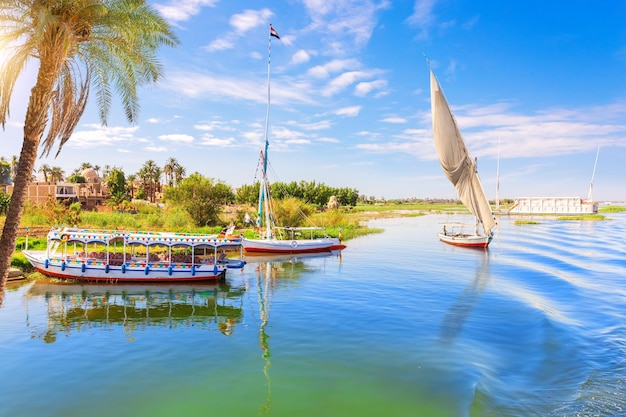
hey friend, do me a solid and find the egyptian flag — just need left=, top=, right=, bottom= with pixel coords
left=270, top=25, right=280, bottom=39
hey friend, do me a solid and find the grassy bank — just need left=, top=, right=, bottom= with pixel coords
left=5, top=201, right=625, bottom=273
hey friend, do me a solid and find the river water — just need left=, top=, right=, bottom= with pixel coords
left=0, top=213, right=625, bottom=417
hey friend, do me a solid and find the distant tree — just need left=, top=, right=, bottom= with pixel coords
left=10, top=155, right=17, bottom=183
left=163, top=157, right=177, bottom=187
left=126, top=174, right=137, bottom=199
left=0, top=158, right=10, bottom=185
left=0, top=192, right=9, bottom=215
left=38, top=164, right=51, bottom=182
left=102, top=164, right=111, bottom=181
left=49, top=166, right=65, bottom=183
left=273, top=197, right=313, bottom=228
left=137, top=160, right=161, bottom=202
left=66, top=174, right=86, bottom=183
left=79, top=162, right=93, bottom=172
left=105, top=167, right=128, bottom=204
left=173, top=164, right=186, bottom=186
left=235, top=183, right=260, bottom=205
left=164, top=173, right=233, bottom=226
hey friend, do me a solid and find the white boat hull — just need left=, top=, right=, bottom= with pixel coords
left=438, top=233, right=492, bottom=248
left=23, top=250, right=227, bottom=283
left=242, top=237, right=345, bottom=254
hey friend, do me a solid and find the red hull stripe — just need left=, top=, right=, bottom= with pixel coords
left=244, top=246, right=341, bottom=254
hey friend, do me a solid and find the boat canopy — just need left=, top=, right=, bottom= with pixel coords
left=48, top=227, right=242, bottom=248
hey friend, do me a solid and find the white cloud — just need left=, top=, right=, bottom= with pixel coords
left=289, top=120, right=332, bottom=130
left=205, top=37, right=234, bottom=52
left=67, top=125, right=140, bottom=149
left=291, top=50, right=311, bottom=65
left=307, top=59, right=361, bottom=79
left=164, top=70, right=317, bottom=105
left=155, top=0, right=219, bottom=23
left=354, top=79, right=387, bottom=96
left=317, top=137, right=340, bottom=143
left=302, top=0, right=390, bottom=46
left=323, top=70, right=379, bottom=97
left=381, top=117, right=407, bottom=124
left=406, top=0, right=438, bottom=38
left=158, top=134, right=194, bottom=143
left=230, top=8, right=273, bottom=34
left=145, top=145, right=168, bottom=152
left=199, top=134, right=237, bottom=147
left=194, top=120, right=238, bottom=132
left=335, top=106, right=361, bottom=117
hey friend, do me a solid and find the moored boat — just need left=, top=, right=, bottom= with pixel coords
left=429, top=66, right=496, bottom=248
left=23, top=227, right=245, bottom=283
left=438, top=223, right=493, bottom=248
left=241, top=25, right=345, bottom=255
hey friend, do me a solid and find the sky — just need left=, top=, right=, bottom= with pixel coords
left=2, top=0, right=626, bottom=202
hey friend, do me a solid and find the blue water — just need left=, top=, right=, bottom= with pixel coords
left=1, top=214, right=625, bottom=417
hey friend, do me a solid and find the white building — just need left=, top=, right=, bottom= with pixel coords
left=509, top=197, right=598, bottom=215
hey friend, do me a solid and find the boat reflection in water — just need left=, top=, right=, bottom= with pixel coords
left=248, top=249, right=342, bottom=415
left=244, top=249, right=342, bottom=273
left=26, top=279, right=246, bottom=343
left=439, top=251, right=491, bottom=345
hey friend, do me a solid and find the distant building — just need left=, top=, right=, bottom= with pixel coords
left=509, top=197, right=598, bottom=215
left=6, top=167, right=109, bottom=208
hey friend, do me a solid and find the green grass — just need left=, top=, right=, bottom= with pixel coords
left=351, top=202, right=462, bottom=213
left=514, top=220, right=540, bottom=225
left=556, top=214, right=606, bottom=221
left=599, top=206, right=626, bottom=213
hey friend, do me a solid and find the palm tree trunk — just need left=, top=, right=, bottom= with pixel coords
left=0, top=60, right=56, bottom=305
left=0, top=137, right=41, bottom=304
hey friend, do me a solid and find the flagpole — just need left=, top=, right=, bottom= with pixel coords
left=263, top=25, right=272, bottom=176
left=260, top=24, right=274, bottom=239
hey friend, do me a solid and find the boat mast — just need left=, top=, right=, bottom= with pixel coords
left=587, top=146, right=600, bottom=201
left=496, top=138, right=500, bottom=211
left=259, top=24, right=276, bottom=240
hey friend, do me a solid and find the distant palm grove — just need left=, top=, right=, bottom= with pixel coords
left=0, top=155, right=360, bottom=220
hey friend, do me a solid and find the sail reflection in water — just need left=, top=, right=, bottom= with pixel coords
left=26, top=280, right=246, bottom=342
left=439, top=250, right=490, bottom=345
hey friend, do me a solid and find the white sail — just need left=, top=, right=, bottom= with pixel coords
left=430, top=69, right=496, bottom=235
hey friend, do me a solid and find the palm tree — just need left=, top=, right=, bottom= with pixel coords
left=163, top=157, right=177, bottom=187
left=10, top=155, right=17, bottom=184
left=0, top=0, right=179, bottom=299
left=174, top=164, right=186, bottom=187
left=38, top=164, right=51, bottom=183
left=78, top=162, right=93, bottom=172
left=126, top=173, right=137, bottom=199
left=137, top=160, right=161, bottom=202
left=49, top=166, right=65, bottom=183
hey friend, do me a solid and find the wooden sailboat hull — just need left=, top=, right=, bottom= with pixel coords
left=437, top=233, right=492, bottom=248
left=242, top=237, right=345, bottom=254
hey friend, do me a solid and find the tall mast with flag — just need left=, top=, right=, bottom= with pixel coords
left=258, top=24, right=280, bottom=239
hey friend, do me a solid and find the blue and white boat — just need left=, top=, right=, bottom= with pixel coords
left=23, top=227, right=245, bottom=283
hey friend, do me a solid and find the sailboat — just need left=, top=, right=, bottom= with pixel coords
left=241, top=25, right=345, bottom=254
left=429, top=68, right=496, bottom=248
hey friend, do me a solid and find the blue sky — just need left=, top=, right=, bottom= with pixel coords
left=2, top=0, right=626, bottom=202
